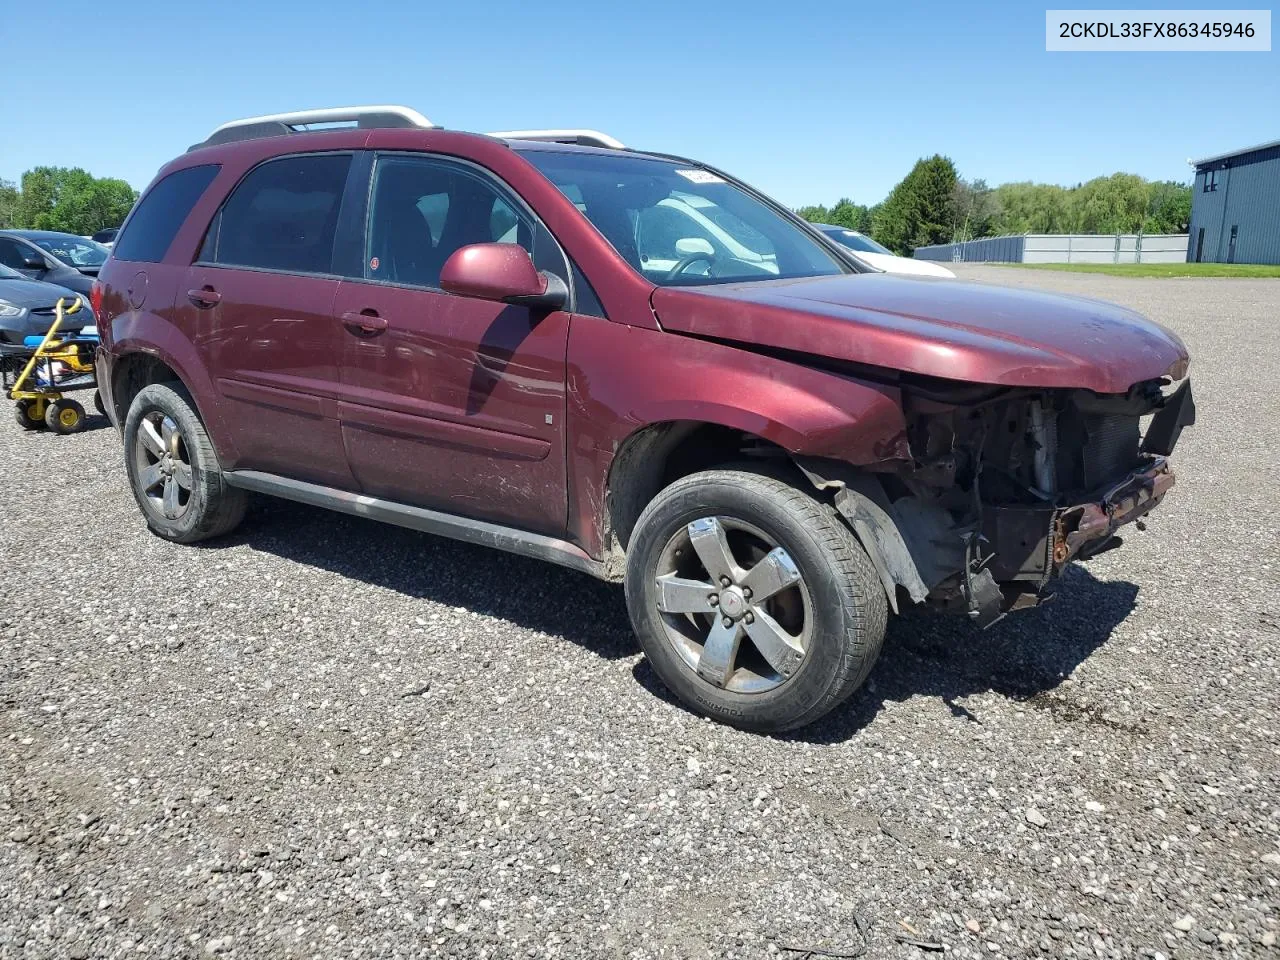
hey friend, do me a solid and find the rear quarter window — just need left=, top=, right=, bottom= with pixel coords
left=205, top=153, right=352, bottom=275
left=113, top=164, right=221, bottom=263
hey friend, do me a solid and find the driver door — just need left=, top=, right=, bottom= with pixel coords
left=333, top=153, right=572, bottom=536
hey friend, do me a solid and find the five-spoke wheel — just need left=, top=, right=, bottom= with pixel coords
left=655, top=516, right=810, bottom=693
left=134, top=411, right=193, bottom=520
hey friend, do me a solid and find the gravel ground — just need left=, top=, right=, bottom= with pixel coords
left=1, top=265, right=1277, bottom=960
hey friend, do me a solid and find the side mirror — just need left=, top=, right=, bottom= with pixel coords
left=675, top=237, right=714, bottom=257
left=20, top=251, right=46, bottom=271
left=439, top=243, right=567, bottom=310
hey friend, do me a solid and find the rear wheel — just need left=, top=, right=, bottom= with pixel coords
left=14, top=400, right=45, bottom=431
left=625, top=467, right=887, bottom=733
left=123, top=382, right=246, bottom=543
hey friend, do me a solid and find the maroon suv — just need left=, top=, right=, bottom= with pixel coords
left=95, top=107, right=1194, bottom=732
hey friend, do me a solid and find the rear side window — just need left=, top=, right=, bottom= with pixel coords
left=113, top=164, right=220, bottom=263
left=206, top=153, right=351, bottom=275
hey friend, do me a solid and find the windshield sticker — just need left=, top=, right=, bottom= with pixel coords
left=674, top=169, right=725, bottom=184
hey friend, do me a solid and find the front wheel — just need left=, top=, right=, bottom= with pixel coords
left=625, top=468, right=887, bottom=733
left=122, top=382, right=246, bottom=543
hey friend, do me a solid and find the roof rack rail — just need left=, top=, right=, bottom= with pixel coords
left=188, top=105, right=434, bottom=152
left=487, top=129, right=626, bottom=149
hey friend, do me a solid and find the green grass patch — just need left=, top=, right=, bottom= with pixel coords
left=993, top=262, right=1280, bottom=278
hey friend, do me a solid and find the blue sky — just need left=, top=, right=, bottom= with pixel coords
left=1, top=0, right=1274, bottom=207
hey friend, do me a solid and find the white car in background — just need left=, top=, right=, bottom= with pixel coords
left=814, top=224, right=955, bottom=278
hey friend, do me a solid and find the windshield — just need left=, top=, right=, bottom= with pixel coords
left=0, top=264, right=24, bottom=281
left=519, top=150, right=846, bottom=286
left=31, top=235, right=109, bottom=267
left=821, top=227, right=893, bottom=256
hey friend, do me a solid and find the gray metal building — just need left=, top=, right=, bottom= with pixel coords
left=1188, top=139, right=1280, bottom=265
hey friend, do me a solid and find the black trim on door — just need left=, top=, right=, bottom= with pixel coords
left=332, top=151, right=374, bottom=279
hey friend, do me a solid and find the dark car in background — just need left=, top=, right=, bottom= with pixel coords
left=0, top=230, right=110, bottom=297
left=0, top=263, right=91, bottom=344
left=92, top=228, right=119, bottom=246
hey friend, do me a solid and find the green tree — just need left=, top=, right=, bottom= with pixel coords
left=1144, top=180, right=1192, bottom=233
left=828, top=198, right=871, bottom=231
left=16, top=167, right=136, bottom=234
left=990, top=182, right=1072, bottom=234
left=795, top=203, right=832, bottom=223
left=0, top=179, right=18, bottom=229
left=1070, top=173, right=1150, bottom=233
left=803, top=167, right=1191, bottom=245
left=873, top=154, right=959, bottom=254
left=951, top=178, right=999, bottom=242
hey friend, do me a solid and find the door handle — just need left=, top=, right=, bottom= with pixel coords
left=187, top=287, right=221, bottom=308
left=341, top=310, right=388, bottom=335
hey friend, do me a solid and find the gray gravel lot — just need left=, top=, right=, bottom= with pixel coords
left=2, top=264, right=1278, bottom=959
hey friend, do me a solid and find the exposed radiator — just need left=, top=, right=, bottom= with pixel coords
left=1081, top=413, right=1140, bottom=489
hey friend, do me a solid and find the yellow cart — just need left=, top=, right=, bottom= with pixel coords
left=2, top=297, right=102, bottom=434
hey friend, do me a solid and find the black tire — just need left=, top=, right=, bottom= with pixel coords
left=625, top=467, right=888, bottom=733
left=14, top=400, right=45, bottom=431
left=122, top=382, right=246, bottom=543
left=45, top=398, right=86, bottom=434
left=93, top=389, right=107, bottom=418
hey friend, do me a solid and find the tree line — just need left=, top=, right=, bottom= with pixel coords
left=796, top=155, right=1192, bottom=255
left=0, top=167, right=138, bottom=235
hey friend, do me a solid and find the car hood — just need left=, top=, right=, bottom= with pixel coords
left=0, top=277, right=80, bottom=310
left=650, top=273, right=1189, bottom=393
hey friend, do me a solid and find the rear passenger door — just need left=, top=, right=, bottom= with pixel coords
left=331, top=153, right=572, bottom=536
left=184, top=152, right=357, bottom=488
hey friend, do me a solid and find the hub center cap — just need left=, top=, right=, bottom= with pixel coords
left=718, top=586, right=747, bottom=620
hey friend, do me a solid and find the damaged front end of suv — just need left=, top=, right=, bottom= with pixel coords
left=802, top=372, right=1195, bottom=627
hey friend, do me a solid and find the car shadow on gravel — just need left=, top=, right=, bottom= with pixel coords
left=210, top=500, right=1138, bottom=736
left=632, top=563, right=1140, bottom=742
left=792, top=563, right=1140, bottom=743
left=208, top=498, right=638, bottom=659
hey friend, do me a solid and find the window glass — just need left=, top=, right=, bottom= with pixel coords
left=637, top=204, right=714, bottom=263
left=519, top=149, right=844, bottom=287
left=114, top=165, right=220, bottom=262
left=213, top=154, right=351, bottom=274
left=0, top=238, right=30, bottom=269
left=822, top=227, right=892, bottom=256
left=366, top=156, right=532, bottom=289
left=32, top=235, right=109, bottom=267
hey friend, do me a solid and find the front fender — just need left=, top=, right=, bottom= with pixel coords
left=566, top=318, right=910, bottom=558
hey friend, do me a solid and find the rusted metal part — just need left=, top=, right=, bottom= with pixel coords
left=1054, top=458, right=1175, bottom=566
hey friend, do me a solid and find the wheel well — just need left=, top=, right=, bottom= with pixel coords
left=111, top=353, right=181, bottom=424
left=603, top=421, right=798, bottom=561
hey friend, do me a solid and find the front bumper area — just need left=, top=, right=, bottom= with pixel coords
left=1055, top=457, right=1174, bottom=566
left=966, top=457, right=1176, bottom=626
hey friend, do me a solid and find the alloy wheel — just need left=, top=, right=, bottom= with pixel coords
left=653, top=516, right=812, bottom=694
left=134, top=411, right=193, bottom=520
